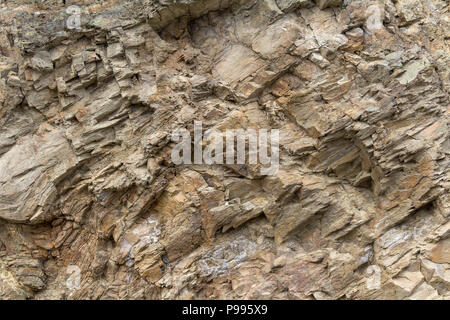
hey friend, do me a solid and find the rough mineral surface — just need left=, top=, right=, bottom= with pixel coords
left=0, top=0, right=449, bottom=300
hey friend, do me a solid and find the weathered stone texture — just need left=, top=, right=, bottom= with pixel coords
left=0, top=0, right=448, bottom=300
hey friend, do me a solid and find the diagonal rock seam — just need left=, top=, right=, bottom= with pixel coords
left=0, top=0, right=448, bottom=300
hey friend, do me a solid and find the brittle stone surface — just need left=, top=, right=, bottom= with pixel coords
left=0, top=0, right=448, bottom=300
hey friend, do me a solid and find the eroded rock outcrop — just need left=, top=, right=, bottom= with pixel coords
left=0, top=0, right=448, bottom=299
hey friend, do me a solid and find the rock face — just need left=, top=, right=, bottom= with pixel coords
left=0, top=0, right=448, bottom=300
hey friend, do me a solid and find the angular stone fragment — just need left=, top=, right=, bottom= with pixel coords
left=30, top=51, right=53, bottom=72
left=0, top=129, right=79, bottom=223
left=106, top=42, right=124, bottom=59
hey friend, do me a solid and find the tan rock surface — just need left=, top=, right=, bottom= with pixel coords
left=0, top=0, right=448, bottom=300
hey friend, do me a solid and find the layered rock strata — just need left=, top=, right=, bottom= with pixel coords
left=0, top=0, right=448, bottom=299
